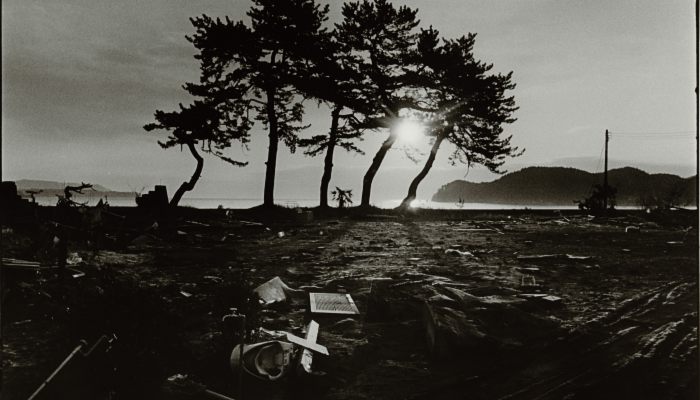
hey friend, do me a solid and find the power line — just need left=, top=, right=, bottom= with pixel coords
left=611, top=133, right=695, bottom=137
left=609, top=135, right=695, bottom=140
left=594, top=142, right=605, bottom=173
left=608, top=129, right=696, bottom=141
left=612, top=134, right=695, bottom=137
left=609, top=130, right=695, bottom=135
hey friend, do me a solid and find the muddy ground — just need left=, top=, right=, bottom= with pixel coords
left=2, top=207, right=698, bottom=399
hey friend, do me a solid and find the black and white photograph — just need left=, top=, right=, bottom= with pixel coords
left=1, top=0, right=698, bottom=399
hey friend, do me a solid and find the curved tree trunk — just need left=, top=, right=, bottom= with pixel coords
left=170, top=141, right=204, bottom=207
left=361, top=130, right=398, bottom=208
left=263, top=87, right=279, bottom=208
left=398, top=133, right=446, bottom=210
left=320, top=107, right=341, bottom=209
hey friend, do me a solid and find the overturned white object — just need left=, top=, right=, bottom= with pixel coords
left=230, top=340, right=295, bottom=381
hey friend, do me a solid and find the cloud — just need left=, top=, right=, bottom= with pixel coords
left=2, top=1, right=199, bottom=142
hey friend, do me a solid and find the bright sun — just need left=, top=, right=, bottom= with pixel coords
left=395, top=119, right=425, bottom=144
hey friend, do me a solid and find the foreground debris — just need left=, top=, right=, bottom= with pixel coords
left=252, top=276, right=301, bottom=305
left=422, top=286, right=563, bottom=359
left=309, top=293, right=360, bottom=315
left=1, top=208, right=697, bottom=400
left=231, top=340, right=296, bottom=381
left=27, top=335, right=117, bottom=400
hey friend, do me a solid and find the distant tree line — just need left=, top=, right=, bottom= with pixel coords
left=146, top=0, right=520, bottom=210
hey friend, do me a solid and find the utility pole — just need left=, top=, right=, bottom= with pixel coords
left=603, top=129, right=609, bottom=211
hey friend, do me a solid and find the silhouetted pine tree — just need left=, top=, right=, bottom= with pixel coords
left=336, top=0, right=424, bottom=208
left=189, top=0, right=329, bottom=208
left=144, top=32, right=252, bottom=207
left=398, top=29, right=521, bottom=209
left=296, top=27, right=367, bottom=209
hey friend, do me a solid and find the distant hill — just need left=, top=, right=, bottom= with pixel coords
left=432, top=167, right=697, bottom=207
left=14, top=179, right=136, bottom=198
left=16, top=179, right=111, bottom=192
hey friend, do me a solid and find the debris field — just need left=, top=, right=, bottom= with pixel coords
left=2, top=208, right=698, bottom=399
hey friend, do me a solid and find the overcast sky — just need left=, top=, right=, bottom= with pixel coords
left=2, top=0, right=697, bottom=202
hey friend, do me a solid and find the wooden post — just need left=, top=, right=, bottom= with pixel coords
left=27, top=342, right=87, bottom=400
left=695, top=86, right=700, bottom=211
left=604, top=129, right=609, bottom=211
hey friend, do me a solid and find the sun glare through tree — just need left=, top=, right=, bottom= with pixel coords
left=394, top=108, right=428, bottom=146
left=394, top=118, right=426, bottom=145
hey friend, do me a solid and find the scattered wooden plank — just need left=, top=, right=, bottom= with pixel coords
left=517, top=254, right=592, bottom=261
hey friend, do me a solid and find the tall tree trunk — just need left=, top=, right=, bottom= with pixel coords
left=170, top=141, right=204, bottom=207
left=361, top=129, right=398, bottom=208
left=263, top=88, right=278, bottom=208
left=398, top=133, right=446, bottom=210
left=320, top=107, right=341, bottom=209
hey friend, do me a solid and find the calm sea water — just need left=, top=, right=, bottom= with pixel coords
left=30, top=195, right=615, bottom=210
left=179, top=198, right=588, bottom=210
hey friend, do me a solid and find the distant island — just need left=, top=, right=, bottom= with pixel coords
left=432, top=167, right=697, bottom=207
left=15, top=179, right=137, bottom=200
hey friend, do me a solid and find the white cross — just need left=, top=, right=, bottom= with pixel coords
left=285, top=320, right=328, bottom=373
